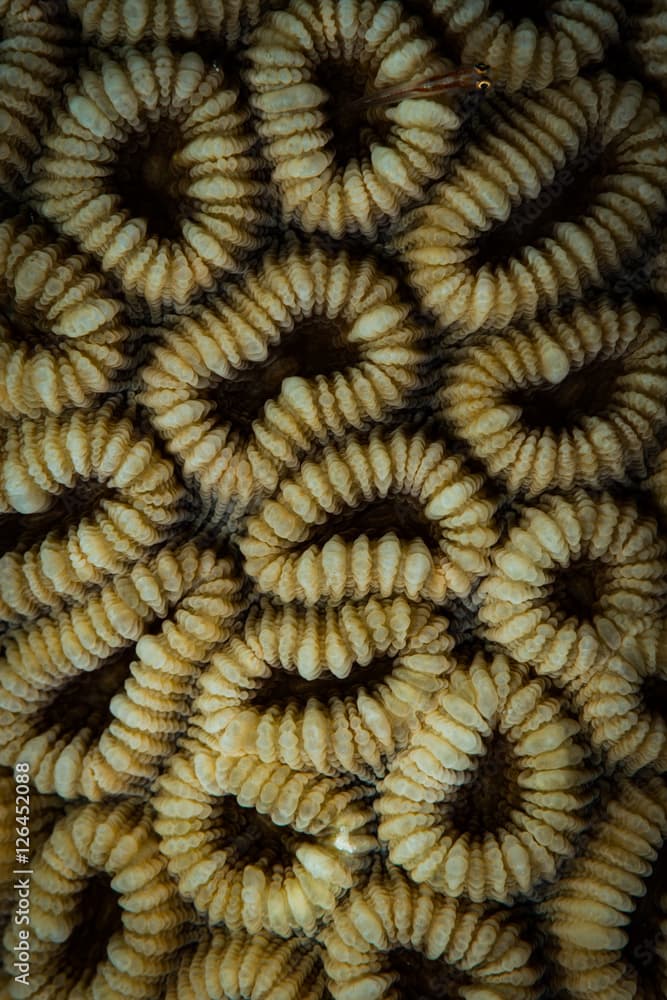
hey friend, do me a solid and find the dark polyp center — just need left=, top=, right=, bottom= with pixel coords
left=0, top=304, right=54, bottom=347
left=474, top=142, right=615, bottom=268
left=643, top=675, right=667, bottom=720
left=218, top=796, right=304, bottom=868
left=488, top=0, right=553, bottom=28
left=40, top=652, right=133, bottom=740
left=114, top=121, right=187, bottom=239
left=64, top=874, right=124, bottom=982
left=0, top=512, right=31, bottom=559
left=442, top=598, right=481, bottom=652
left=209, top=317, right=359, bottom=433
left=0, top=480, right=112, bottom=559
left=303, top=496, right=440, bottom=551
left=316, top=60, right=383, bottom=164
left=390, top=948, right=470, bottom=998
left=624, top=844, right=667, bottom=995
left=628, top=0, right=654, bottom=15
left=445, top=733, right=520, bottom=836
left=170, top=36, right=228, bottom=65
left=509, top=356, right=624, bottom=431
left=552, top=558, right=604, bottom=621
left=249, top=655, right=396, bottom=711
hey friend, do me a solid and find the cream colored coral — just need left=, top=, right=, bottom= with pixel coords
left=165, top=928, right=326, bottom=1000
left=239, top=425, right=497, bottom=605
left=2, top=4, right=667, bottom=992
left=0, top=547, right=245, bottom=800
left=0, top=772, right=62, bottom=920
left=648, top=445, right=667, bottom=520
left=0, top=0, right=73, bottom=196
left=101, top=556, right=245, bottom=798
left=478, top=491, right=667, bottom=680
left=153, top=745, right=375, bottom=936
left=0, top=214, right=132, bottom=424
left=1, top=799, right=197, bottom=999
left=244, top=595, right=446, bottom=681
left=440, top=299, right=667, bottom=497
left=433, top=0, right=623, bottom=91
left=30, top=45, right=265, bottom=317
left=191, top=598, right=454, bottom=780
left=140, top=243, right=426, bottom=524
left=0, top=542, right=205, bottom=687
left=651, top=229, right=667, bottom=297
left=245, top=0, right=462, bottom=238
left=394, top=74, right=667, bottom=337
left=542, top=776, right=667, bottom=999
left=66, top=0, right=261, bottom=45
left=631, top=0, right=667, bottom=93
left=376, top=653, right=592, bottom=903
left=570, top=622, right=667, bottom=775
left=0, top=400, right=185, bottom=625
left=320, top=858, right=541, bottom=999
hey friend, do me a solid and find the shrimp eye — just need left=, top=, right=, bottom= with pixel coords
left=476, top=79, right=492, bottom=92
left=474, top=62, right=490, bottom=74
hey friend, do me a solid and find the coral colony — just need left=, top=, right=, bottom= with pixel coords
left=1, top=1, right=667, bottom=998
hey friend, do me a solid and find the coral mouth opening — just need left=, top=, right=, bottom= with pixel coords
left=0, top=511, right=39, bottom=558
left=220, top=796, right=309, bottom=867
left=624, top=843, right=667, bottom=992
left=391, top=947, right=471, bottom=999
left=303, top=496, right=440, bottom=550
left=444, top=733, right=520, bottom=836
left=644, top=675, right=667, bottom=720
left=65, top=873, right=123, bottom=980
left=631, top=0, right=655, bottom=15
left=249, top=655, right=397, bottom=710
left=114, top=121, right=187, bottom=239
left=552, top=558, right=605, bottom=622
left=38, top=652, right=133, bottom=740
left=317, top=60, right=383, bottom=164
left=489, top=0, right=553, bottom=28
left=209, top=317, right=359, bottom=432
left=474, top=143, right=618, bottom=267
left=0, top=305, right=56, bottom=348
left=509, top=356, right=624, bottom=430
left=443, top=600, right=481, bottom=653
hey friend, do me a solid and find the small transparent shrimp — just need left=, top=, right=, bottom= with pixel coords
left=351, top=62, right=492, bottom=109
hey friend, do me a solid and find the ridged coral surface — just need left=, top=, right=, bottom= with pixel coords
left=1, top=1, right=667, bottom=998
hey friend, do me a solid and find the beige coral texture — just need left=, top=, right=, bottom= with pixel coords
left=1, top=1, right=667, bottom=999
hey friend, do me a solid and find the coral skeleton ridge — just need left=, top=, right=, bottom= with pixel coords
left=1, top=0, right=667, bottom=998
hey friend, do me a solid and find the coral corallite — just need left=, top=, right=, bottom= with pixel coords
left=1, top=1, right=667, bottom=998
